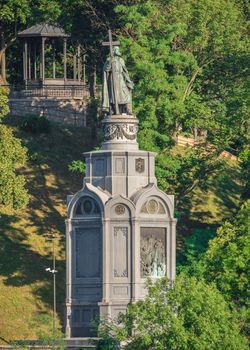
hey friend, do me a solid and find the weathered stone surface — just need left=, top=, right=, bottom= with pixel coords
left=9, top=96, right=88, bottom=126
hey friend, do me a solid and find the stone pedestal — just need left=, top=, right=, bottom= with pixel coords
left=102, top=114, right=138, bottom=150
left=65, top=114, right=176, bottom=339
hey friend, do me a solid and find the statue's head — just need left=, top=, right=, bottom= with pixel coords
left=113, top=46, right=121, bottom=56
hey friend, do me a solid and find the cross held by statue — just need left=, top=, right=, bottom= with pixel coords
left=102, top=29, right=120, bottom=57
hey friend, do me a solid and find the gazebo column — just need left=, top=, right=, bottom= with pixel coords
left=23, top=39, right=28, bottom=88
left=52, top=40, right=56, bottom=79
left=40, top=37, right=46, bottom=86
left=83, top=54, right=86, bottom=85
left=34, top=41, right=37, bottom=80
left=63, top=38, right=67, bottom=82
left=73, top=54, right=76, bottom=81
left=77, top=45, right=81, bottom=83
left=28, top=42, right=31, bottom=80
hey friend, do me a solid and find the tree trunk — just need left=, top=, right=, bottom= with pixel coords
left=0, top=48, right=7, bottom=85
left=0, top=34, right=17, bottom=85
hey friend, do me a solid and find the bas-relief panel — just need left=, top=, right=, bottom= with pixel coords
left=140, top=227, right=166, bottom=278
left=75, top=227, right=101, bottom=278
left=113, top=227, right=128, bottom=278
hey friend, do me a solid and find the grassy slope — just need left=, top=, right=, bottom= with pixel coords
left=0, top=116, right=243, bottom=342
left=0, top=116, right=97, bottom=343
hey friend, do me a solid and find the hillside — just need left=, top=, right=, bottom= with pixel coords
left=0, top=116, right=244, bottom=342
left=0, top=116, right=98, bottom=342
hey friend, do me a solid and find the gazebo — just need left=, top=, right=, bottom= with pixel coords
left=18, top=23, right=85, bottom=88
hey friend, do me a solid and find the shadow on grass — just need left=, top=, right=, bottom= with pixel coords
left=176, top=161, right=243, bottom=265
left=1, top=115, right=101, bottom=329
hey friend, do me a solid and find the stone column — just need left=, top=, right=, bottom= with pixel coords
left=77, top=45, right=81, bottom=83
left=52, top=40, right=56, bottom=79
left=41, top=37, right=46, bottom=85
left=28, top=41, right=31, bottom=80
left=65, top=219, right=72, bottom=337
left=73, top=54, right=76, bottom=81
left=34, top=41, right=37, bottom=80
left=170, top=218, right=177, bottom=281
left=23, top=39, right=28, bottom=88
left=83, top=54, right=86, bottom=85
left=63, top=38, right=67, bottom=82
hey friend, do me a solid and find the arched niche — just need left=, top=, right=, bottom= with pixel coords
left=105, top=195, right=135, bottom=219
left=140, top=196, right=167, bottom=215
left=66, top=186, right=110, bottom=337
left=74, top=196, right=101, bottom=217
left=133, top=184, right=174, bottom=218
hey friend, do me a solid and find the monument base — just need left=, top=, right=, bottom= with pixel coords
left=101, top=114, right=139, bottom=150
left=65, top=114, right=176, bottom=338
left=65, top=337, right=98, bottom=350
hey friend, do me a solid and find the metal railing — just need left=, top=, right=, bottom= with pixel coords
left=1, top=84, right=101, bottom=99
left=9, top=85, right=90, bottom=99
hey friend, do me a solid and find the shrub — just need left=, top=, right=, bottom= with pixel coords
left=21, top=114, right=51, bottom=133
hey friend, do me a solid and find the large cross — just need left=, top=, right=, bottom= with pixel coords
left=102, top=29, right=120, bottom=115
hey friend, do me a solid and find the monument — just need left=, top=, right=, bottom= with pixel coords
left=65, top=30, right=176, bottom=340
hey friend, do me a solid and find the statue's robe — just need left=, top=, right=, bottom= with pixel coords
left=102, top=55, right=133, bottom=113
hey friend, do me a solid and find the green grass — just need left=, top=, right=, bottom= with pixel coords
left=0, top=115, right=99, bottom=343
left=0, top=115, right=244, bottom=342
left=176, top=157, right=243, bottom=261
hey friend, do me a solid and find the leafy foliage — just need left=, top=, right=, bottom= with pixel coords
left=68, top=160, right=86, bottom=175
left=104, top=0, right=249, bottom=200
left=203, top=200, right=250, bottom=308
left=0, top=88, right=28, bottom=209
left=0, top=86, right=9, bottom=120
left=0, top=124, right=29, bottom=209
left=116, top=0, right=249, bottom=151
left=20, top=114, right=51, bottom=134
left=98, top=275, right=248, bottom=350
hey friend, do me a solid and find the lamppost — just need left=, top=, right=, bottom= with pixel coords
left=45, top=234, right=58, bottom=335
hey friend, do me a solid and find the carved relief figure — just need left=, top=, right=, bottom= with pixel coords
left=141, top=233, right=166, bottom=277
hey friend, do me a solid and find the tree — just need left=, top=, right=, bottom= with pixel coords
left=116, top=0, right=248, bottom=150
left=110, top=0, right=248, bottom=199
left=98, top=275, right=248, bottom=350
left=179, top=201, right=250, bottom=335
left=203, top=200, right=250, bottom=308
left=0, top=87, right=28, bottom=209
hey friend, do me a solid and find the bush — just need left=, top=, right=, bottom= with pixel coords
left=99, top=275, right=248, bottom=350
left=68, top=160, right=86, bottom=175
left=0, top=86, right=10, bottom=120
left=21, top=114, right=51, bottom=133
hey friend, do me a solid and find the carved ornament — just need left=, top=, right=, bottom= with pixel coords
left=103, top=122, right=138, bottom=141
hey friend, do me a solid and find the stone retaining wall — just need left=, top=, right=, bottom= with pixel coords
left=9, top=96, right=90, bottom=127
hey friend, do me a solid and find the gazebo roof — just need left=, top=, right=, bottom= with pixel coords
left=18, top=23, right=69, bottom=38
